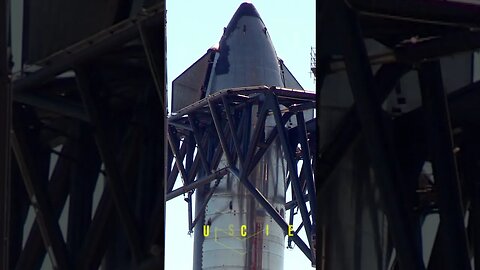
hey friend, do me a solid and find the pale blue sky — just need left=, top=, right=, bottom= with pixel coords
left=165, top=1, right=315, bottom=269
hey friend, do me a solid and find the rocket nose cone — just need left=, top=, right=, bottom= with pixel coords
left=206, top=1, right=283, bottom=94
left=224, top=2, right=262, bottom=37
left=237, top=2, right=260, bottom=18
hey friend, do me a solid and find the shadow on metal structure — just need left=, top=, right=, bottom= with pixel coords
left=0, top=2, right=167, bottom=270
left=0, top=1, right=12, bottom=269
left=166, top=86, right=317, bottom=266
left=314, top=0, right=480, bottom=269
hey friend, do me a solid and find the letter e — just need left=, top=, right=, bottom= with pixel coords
left=288, top=225, right=294, bottom=236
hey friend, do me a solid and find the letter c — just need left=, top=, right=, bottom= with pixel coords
left=241, top=225, right=247, bottom=237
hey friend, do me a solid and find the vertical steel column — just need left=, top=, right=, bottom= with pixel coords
left=76, top=126, right=141, bottom=270
left=67, top=127, right=100, bottom=260
left=0, top=0, right=11, bottom=268
left=472, top=152, right=480, bottom=270
left=138, top=17, right=166, bottom=112
left=316, top=63, right=410, bottom=195
left=222, top=96, right=244, bottom=167
left=329, top=2, right=424, bottom=269
left=132, top=87, right=165, bottom=260
left=418, top=61, right=471, bottom=270
left=75, top=67, right=143, bottom=266
left=296, top=112, right=316, bottom=225
left=460, top=130, right=480, bottom=270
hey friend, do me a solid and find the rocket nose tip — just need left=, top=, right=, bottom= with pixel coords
left=236, top=2, right=260, bottom=18
left=222, top=1, right=262, bottom=39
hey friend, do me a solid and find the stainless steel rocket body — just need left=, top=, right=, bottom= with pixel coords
left=190, top=3, right=288, bottom=270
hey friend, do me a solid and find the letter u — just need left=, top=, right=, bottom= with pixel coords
left=203, top=225, right=210, bottom=237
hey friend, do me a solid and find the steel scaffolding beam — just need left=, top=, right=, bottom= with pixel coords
left=0, top=3, right=167, bottom=270
left=12, top=4, right=164, bottom=93
left=15, top=140, right=74, bottom=270
left=317, top=1, right=424, bottom=268
left=419, top=61, right=471, bottom=270
left=75, top=66, right=143, bottom=266
left=167, top=87, right=316, bottom=265
left=11, top=129, right=70, bottom=270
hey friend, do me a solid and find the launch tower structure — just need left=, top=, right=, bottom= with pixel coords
left=168, top=3, right=317, bottom=269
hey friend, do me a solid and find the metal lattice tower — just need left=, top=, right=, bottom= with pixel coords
left=315, top=0, right=480, bottom=269
left=0, top=1, right=166, bottom=269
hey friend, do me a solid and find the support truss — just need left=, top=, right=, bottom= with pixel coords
left=315, top=0, right=480, bottom=269
left=0, top=3, right=167, bottom=270
left=167, top=86, right=317, bottom=264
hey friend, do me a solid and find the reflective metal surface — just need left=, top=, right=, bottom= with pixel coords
left=193, top=3, right=287, bottom=269
left=205, top=3, right=282, bottom=95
